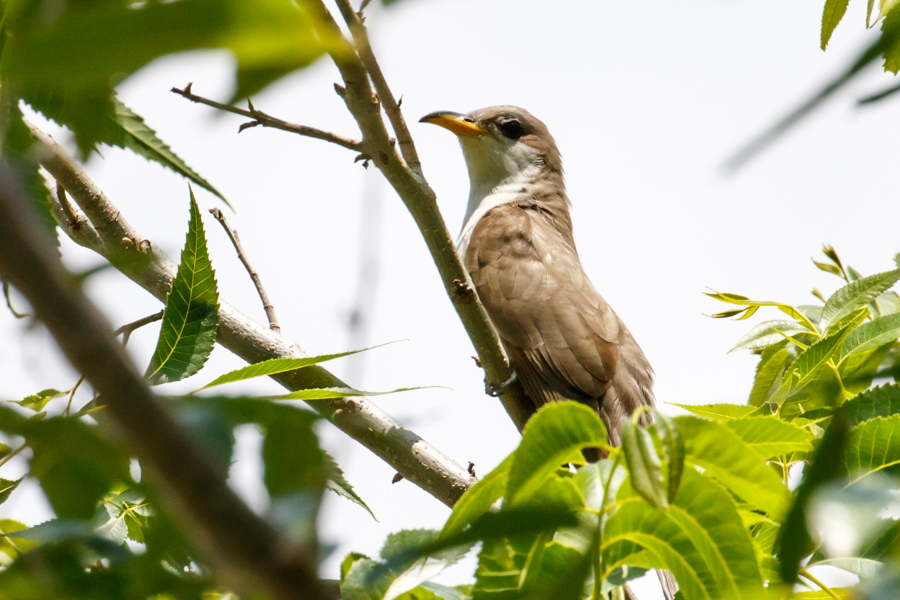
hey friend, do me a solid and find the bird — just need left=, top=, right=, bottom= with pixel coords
left=420, top=106, right=655, bottom=446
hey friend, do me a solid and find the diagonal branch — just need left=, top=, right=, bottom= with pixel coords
left=29, top=120, right=474, bottom=508
left=306, top=0, right=533, bottom=431
left=0, top=166, right=329, bottom=600
left=172, top=83, right=365, bottom=153
left=333, top=0, right=421, bottom=173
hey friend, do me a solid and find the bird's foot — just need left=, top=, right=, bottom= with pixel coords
left=485, top=372, right=518, bottom=397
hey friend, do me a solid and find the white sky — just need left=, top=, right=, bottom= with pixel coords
left=3, top=0, right=899, bottom=596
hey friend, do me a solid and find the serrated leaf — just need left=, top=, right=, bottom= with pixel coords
left=725, top=416, right=814, bottom=458
left=843, top=384, right=900, bottom=427
left=110, top=99, right=228, bottom=205
left=603, top=469, right=763, bottom=599
left=676, top=416, right=790, bottom=518
left=841, top=414, right=900, bottom=485
left=841, top=313, right=900, bottom=358
left=652, top=409, right=684, bottom=504
left=841, top=341, right=895, bottom=394
left=704, top=291, right=816, bottom=331
left=622, top=416, right=667, bottom=510
left=731, top=320, right=813, bottom=352
left=506, top=402, right=607, bottom=505
left=324, top=451, right=375, bottom=521
left=670, top=403, right=756, bottom=421
left=782, top=321, right=854, bottom=390
left=272, top=386, right=430, bottom=400
left=749, top=343, right=792, bottom=406
left=11, top=388, right=68, bottom=412
left=820, top=268, right=900, bottom=332
left=146, top=189, right=219, bottom=384
left=822, top=0, right=851, bottom=49
left=198, top=343, right=395, bottom=390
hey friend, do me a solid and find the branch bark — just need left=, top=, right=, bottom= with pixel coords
left=29, top=120, right=474, bottom=508
left=307, top=0, right=534, bottom=431
left=0, top=166, right=329, bottom=600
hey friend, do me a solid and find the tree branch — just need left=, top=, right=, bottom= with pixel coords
left=172, top=83, right=365, bottom=153
left=209, top=207, right=281, bottom=333
left=333, top=0, right=421, bottom=173
left=307, top=0, right=533, bottom=431
left=29, top=120, right=474, bottom=508
left=0, top=166, right=329, bottom=600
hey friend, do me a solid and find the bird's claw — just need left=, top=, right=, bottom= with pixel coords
left=485, top=372, right=518, bottom=397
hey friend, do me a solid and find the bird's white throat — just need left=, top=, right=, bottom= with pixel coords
left=456, top=138, right=542, bottom=258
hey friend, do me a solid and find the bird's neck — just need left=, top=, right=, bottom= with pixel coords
left=457, top=164, right=544, bottom=258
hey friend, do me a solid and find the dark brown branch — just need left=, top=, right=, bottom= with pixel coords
left=307, top=0, right=533, bottom=431
left=171, top=83, right=365, bottom=153
left=115, top=310, right=165, bottom=346
left=0, top=167, right=328, bottom=600
left=334, top=0, right=421, bottom=173
left=209, top=208, right=281, bottom=333
left=29, top=120, right=474, bottom=508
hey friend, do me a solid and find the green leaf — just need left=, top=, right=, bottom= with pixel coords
left=749, top=343, right=792, bottom=406
left=841, top=341, right=895, bottom=394
left=703, top=291, right=816, bottom=331
left=820, top=268, right=900, bottom=332
left=622, top=414, right=667, bottom=510
left=2, top=0, right=329, bottom=97
left=844, top=384, right=900, bottom=426
left=841, top=414, right=900, bottom=485
left=441, top=455, right=511, bottom=539
left=109, top=99, right=228, bottom=205
left=777, top=409, right=850, bottom=583
left=652, top=409, right=684, bottom=504
left=782, top=321, right=854, bottom=390
left=724, top=416, right=814, bottom=458
left=11, top=388, right=68, bottom=412
left=822, top=0, right=851, bottom=50
left=262, top=409, right=325, bottom=498
left=603, top=469, right=763, bottom=599
left=0, top=478, right=21, bottom=506
left=146, top=189, right=219, bottom=384
left=0, top=406, right=130, bottom=519
left=325, top=451, right=376, bottom=521
left=198, top=343, right=395, bottom=390
left=731, top=320, right=814, bottom=352
left=676, top=416, right=791, bottom=518
left=669, top=403, right=757, bottom=422
left=505, top=402, right=607, bottom=505
left=841, top=313, right=900, bottom=358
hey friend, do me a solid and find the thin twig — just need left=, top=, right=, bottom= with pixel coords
left=29, top=120, right=474, bottom=508
left=334, top=0, right=421, bottom=172
left=3, top=280, right=29, bottom=318
left=209, top=208, right=281, bottom=333
left=115, top=310, right=165, bottom=346
left=171, top=83, right=365, bottom=153
left=65, top=376, right=84, bottom=416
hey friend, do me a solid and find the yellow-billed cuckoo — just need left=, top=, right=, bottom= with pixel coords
left=421, top=106, right=655, bottom=444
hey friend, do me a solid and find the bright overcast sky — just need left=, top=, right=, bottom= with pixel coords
left=4, top=0, right=900, bottom=596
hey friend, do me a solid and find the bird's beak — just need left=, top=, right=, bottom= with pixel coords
left=419, top=111, right=487, bottom=137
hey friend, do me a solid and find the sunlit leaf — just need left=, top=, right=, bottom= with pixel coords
left=670, top=403, right=756, bottom=421
left=820, top=268, right=900, bottom=332
left=11, top=388, right=68, bottom=412
left=146, top=189, right=219, bottom=384
left=652, top=409, right=684, bottom=504
left=725, top=416, right=814, bottom=458
left=325, top=451, right=376, bottom=521
left=782, top=321, right=854, bottom=390
left=441, top=456, right=511, bottom=539
left=750, top=343, right=792, bottom=407
left=731, top=320, right=813, bottom=352
left=821, top=0, right=851, bottom=50
left=622, top=415, right=667, bottom=510
left=841, top=313, right=900, bottom=358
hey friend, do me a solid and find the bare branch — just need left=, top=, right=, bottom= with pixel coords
left=55, top=182, right=84, bottom=230
left=29, top=121, right=474, bottom=508
left=172, top=83, right=365, bottom=153
left=334, top=0, right=421, bottom=172
left=307, top=0, right=534, bottom=431
left=0, top=167, right=329, bottom=600
left=209, top=207, right=281, bottom=333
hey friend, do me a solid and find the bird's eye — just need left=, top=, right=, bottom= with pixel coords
left=497, top=118, right=524, bottom=140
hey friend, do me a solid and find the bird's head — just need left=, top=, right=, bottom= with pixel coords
left=420, top=106, right=562, bottom=195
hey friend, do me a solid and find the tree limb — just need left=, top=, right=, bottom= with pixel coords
left=0, top=166, right=329, bottom=600
left=307, top=0, right=534, bottom=431
left=30, top=120, right=474, bottom=508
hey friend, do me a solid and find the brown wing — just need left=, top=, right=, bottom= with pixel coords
left=465, top=203, right=654, bottom=443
